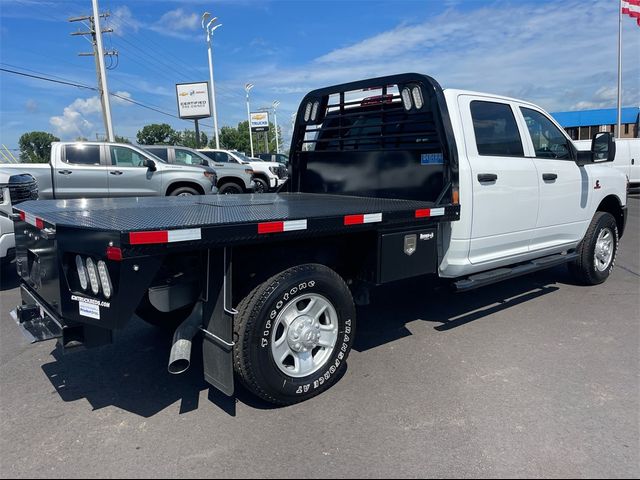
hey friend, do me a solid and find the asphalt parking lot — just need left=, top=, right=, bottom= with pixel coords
left=0, top=197, right=638, bottom=479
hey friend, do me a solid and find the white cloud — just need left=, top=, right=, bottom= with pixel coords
left=49, top=92, right=132, bottom=139
left=244, top=0, right=639, bottom=115
left=25, top=99, right=38, bottom=113
left=149, top=8, right=200, bottom=40
left=110, top=6, right=141, bottom=36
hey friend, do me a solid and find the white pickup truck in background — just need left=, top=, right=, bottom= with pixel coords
left=574, top=138, right=639, bottom=193
left=0, top=168, right=38, bottom=264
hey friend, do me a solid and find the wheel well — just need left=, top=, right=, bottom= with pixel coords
left=253, top=174, right=270, bottom=184
left=232, top=232, right=377, bottom=302
left=597, top=195, right=625, bottom=237
left=166, top=181, right=204, bottom=196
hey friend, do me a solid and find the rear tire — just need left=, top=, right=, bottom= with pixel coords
left=233, top=264, right=356, bottom=405
left=569, top=212, right=618, bottom=285
left=169, top=186, right=199, bottom=196
left=218, top=182, right=243, bottom=195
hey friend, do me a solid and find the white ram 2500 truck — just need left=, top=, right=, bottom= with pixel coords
left=10, top=74, right=628, bottom=406
left=0, top=142, right=218, bottom=199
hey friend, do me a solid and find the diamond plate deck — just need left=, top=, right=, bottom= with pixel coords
left=15, top=193, right=456, bottom=233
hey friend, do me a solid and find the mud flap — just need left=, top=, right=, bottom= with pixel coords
left=201, top=248, right=235, bottom=397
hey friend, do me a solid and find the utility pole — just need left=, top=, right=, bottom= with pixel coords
left=245, top=83, right=255, bottom=157
left=272, top=100, right=280, bottom=154
left=202, top=13, right=222, bottom=149
left=69, top=0, right=116, bottom=142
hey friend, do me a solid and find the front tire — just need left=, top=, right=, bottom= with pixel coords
left=169, top=186, right=199, bottom=196
left=569, top=212, right=618, bottom=285
left=253, top=177, right=269, bottom=194
left=218, top=182, right=243, bottom=195
left=233, top=264, right=356, bottom=405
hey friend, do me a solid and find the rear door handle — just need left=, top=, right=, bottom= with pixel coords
left=58, top=170, right=72, bottom=175
left=109, top=171, right=123, bottom=176
left=542, top=173, right=558, bottom=181
left=477, top=173, right=498, bottom=183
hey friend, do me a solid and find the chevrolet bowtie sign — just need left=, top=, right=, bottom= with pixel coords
left=250, top=111, right=270, bottom=132
left=176, top=82, right=211, bottom=120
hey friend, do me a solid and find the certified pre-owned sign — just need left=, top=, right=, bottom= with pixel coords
left=250, top=111, right=270, bottom=132
left=176, top=82, right=211, bottom=119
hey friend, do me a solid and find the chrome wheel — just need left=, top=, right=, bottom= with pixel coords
left=271, top=293, right=339, bottom=378
left=177, top=192, right=193, bottom=196
left=594, top=227, right=614, bottom=272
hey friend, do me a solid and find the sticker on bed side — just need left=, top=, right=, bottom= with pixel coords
left=79, top=301, right=100, bottom=320
left=421, top=153, right=444, bottom=165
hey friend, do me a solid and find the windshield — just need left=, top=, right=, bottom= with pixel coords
left=230, top=150, right=254, bottom=163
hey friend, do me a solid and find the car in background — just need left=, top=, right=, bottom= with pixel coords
left=0, top=169, right=38, bottom=264
left=142, top=145, right=256, bottom=195
left=574, top=138, right=639, bottom=193
left=257, top=153, right=289, bottom=166
left=199, top=149, right=288, bottom=193
left=0, top=142, right=218, bottom=198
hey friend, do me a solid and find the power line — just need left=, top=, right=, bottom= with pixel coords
left=0, top=66, right=216, bottom=129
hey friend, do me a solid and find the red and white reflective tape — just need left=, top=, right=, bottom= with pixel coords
left=343, top=213, right=383, bottom=225
left=258, top=219, right=308, bottom=234
left=415, top=207, right=445, bottom=218
left=20, top=211, right=44, bottom=229
left=129, top=228, right=202, bottom=245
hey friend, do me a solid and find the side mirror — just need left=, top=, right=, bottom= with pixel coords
left=200, top=159, right=210, bottom=166
left=591, top=132, right=615, bottom=163
left=143, top=159, right=157, bottom=172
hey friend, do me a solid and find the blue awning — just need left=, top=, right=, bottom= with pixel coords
left=551, top=107, right=639, bottom=128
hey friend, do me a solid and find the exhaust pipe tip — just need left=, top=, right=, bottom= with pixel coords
left=168, top=338, right=193, bottom=375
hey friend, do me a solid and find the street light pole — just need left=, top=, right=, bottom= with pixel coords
left=245, top=83, right=255, bottom=157
left=272, top=100, right=280, bottom=154
left=202, top=13, right=221, bottom=149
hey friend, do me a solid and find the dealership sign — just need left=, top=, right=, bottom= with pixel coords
left=250, top=111, right=270, bottom=132
left=176, top=82, right=211, bottom=119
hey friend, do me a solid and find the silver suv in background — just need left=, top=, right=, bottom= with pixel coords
left=143, top=145, right=256, bottom=195
left=0, top=142, right=218, bottom=199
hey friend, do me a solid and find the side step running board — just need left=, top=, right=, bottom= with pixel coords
left=454, top=252, right=578, bottom=292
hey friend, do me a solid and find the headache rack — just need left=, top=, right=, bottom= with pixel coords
left=289, top=73, right=459, bottom=204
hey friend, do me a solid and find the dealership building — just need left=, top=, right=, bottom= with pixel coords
left=551, top=107, right=640, bottom=140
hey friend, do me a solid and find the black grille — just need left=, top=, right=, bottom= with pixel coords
left=276, top=165, right=288, bottom=179
left=8, top=175, right=38, bottom=204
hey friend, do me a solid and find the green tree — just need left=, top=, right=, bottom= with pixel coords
left=179, top=129, right=208, bottom=149
left=18, top=131, right=60, bottom=163
left=216, top=120, right=282, bottom=156
left=114, top=135, right=131, bottom=144
left=136, top=123, right=180, bottom=145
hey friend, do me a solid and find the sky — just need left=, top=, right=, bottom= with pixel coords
left=0, top=0, right=639, bottom=152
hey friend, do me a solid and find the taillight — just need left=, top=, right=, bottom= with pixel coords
left=97, top=261, right=112, bottom=299
left=401, top=88, right=413, bottom=111
left=85, top=257, right=100, bottom=295
left=75, top=255, right=88, bottom=291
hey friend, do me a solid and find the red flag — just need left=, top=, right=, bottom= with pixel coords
left=622, top=0, right=640, bottom=26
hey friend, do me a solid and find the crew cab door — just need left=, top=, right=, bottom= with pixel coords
left=107, top=145, right=161, bottom=197
left=54, top=144, right=109, bottom=198
left=517, top=106, right=589, bottom=250
left=459, top=96, right=539, bottom=264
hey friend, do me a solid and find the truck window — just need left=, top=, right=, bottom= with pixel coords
left=110, top=146, right=146, bottom=167
left=470, top=101, right=524, bottom=157
left=520, top=107, right=571, bottom=160
left=215, top=152, right=229, bottom=163
left=174, top=149, right=199, bottom=165
left=147, top=148, right=168, bottom=161
left=64, top=145, right=101, bottom=165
